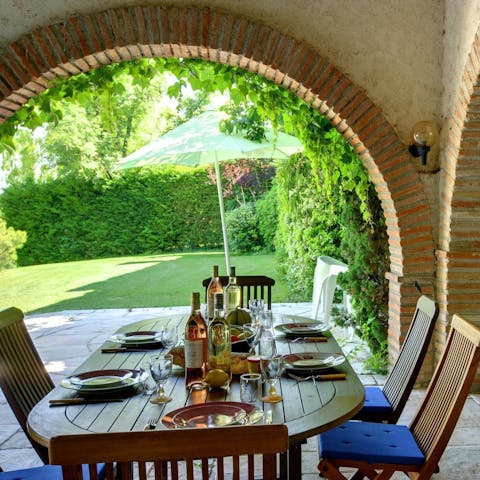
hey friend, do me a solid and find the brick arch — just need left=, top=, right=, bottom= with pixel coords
left=437, top=24, right=480, bottom=357
left=0, top=5, right=435, bottom=366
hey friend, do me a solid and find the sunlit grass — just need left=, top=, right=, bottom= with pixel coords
left=0, top=252, right=290, bottom=314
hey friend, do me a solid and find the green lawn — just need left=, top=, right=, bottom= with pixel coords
left=0, top=252, right=290, bottom=314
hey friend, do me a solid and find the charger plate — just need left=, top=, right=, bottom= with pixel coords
left=162, top=402, right=263, bottom=429
left=283, top=352, right=345, bottom=373
left=275, top=321, right=328, bottom=336
left=61, top=369, right=141, bottom=394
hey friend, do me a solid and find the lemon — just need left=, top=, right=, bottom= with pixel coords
left=204, top=369, right=229, bottom=388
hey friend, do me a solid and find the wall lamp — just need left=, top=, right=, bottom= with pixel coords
left=408, top=120, right=439, bottom=165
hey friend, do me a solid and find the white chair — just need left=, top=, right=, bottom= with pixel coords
left=312, top=256, right=348, bottom=325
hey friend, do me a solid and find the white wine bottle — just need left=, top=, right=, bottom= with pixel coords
left=184, top=292, right=208, bottom=390
left=206, top=292, right=231, bottom=389
left=207, top=265, right=223, bottom=321
left=224, top=266, right=241, bottom=317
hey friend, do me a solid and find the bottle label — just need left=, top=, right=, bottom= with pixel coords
left=185, top=339, right=204, bottom=368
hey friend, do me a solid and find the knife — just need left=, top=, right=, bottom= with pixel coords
left=49, top=398, right=125, bottom=406
left=288, top=372, right=346, bottom=382
left=101, top=347, right=159, bottom=353
left=291, top=336, right=328, bottom=343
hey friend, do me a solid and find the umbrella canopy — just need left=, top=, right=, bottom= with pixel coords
left=116, top=110, right=304, bottom=272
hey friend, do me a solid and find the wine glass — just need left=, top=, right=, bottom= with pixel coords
left=149, top=353, right=173, bottom=404
left=160, top=328, right=178, bottom=350
left=258, top=333, right=276, bottom=357
left=248, top=299, right=264, bottom=326
left=139, top=360, right=156, bottom=395
left=260, top=355, right=284, bottom=403
left=243, top=323, right=259, bottom=354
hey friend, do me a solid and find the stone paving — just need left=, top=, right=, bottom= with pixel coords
left=1, top=304, right=479, bottom=479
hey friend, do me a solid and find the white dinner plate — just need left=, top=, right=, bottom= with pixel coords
left=283, top=352, right=345, bottom=373
left=61, top=369, right=141, bottom=394
left=109, top=331, right=162, bottom=345
left=275, top=321, right=328, bottom=336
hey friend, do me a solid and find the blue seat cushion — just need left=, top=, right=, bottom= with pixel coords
left=0, top=464, right=104, bottom=480
left=319, top=421, right=425, bottom=465
left=359, top=386, right=392, bottom=414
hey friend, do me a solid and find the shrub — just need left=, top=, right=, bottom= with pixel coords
left=255, top=185, right=278, bottom=252
left=0, top=217, right=27, bottom=270
left=226, top=203, right=262, bottom=254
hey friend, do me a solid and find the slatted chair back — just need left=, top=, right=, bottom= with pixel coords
left=0, top=307, right=54, bottom=464
left=408, top=313, right=480, bottom=477
left=202, top=275, right=275, bottom=310
left=49, top=424, right=289, bottom=480
left=379, top=295, right=439, bottom=423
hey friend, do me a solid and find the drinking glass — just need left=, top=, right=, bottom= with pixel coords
left=240, top=373, right=262, bottom=404
left=258, top=332, right=276, bottom=357
left=139, top=360, right=156, bottom=395
left=260, top=355, right=284, bottom=403
left=248, top=299, right=264, bottom=326
left=243, top=323, right=259, bottom=354
left=149, top=353, right=173, bottom=404
left=160, top=328, right=178, bottom=350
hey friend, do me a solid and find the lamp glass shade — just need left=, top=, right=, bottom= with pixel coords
left=410, top=121, right=438, bottom=147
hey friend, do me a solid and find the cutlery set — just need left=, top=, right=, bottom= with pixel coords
left=49, top=398, right=125, bottom=406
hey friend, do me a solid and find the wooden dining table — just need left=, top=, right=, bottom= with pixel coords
left=27, top=312, right=364, bottom=480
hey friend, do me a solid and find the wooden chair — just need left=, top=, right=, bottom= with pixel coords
left=202, top=275, right=275, bottom=310
left=317, top=313, right=480, bottom=480
left=354, top=295, right=439, bottom=423
left=49, top=424, right=289, bottom=480
left=0, top=464, right=73, bottom=479
left=0, top=307, right=55, bottom=464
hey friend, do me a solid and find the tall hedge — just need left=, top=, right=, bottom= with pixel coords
left=0, top=166, right=222, bottom=265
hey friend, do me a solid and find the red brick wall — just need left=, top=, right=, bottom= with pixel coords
left=0, top=6, right=438, bottom=381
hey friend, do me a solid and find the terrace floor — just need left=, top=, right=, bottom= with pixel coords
left=1, top=303, right=479, bottom=478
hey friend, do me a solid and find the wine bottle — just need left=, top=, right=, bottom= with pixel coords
left=207, top=265, right=223, bottom=321
left=206, top=292, right=231, bottom=389
left=224, top=266, right=241, bottom=317
left=184, top=292, right=208, bottom=390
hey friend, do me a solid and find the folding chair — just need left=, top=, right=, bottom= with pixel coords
left=0, top=307, right=54, bottom=464
left=318, top=313, right=480, bottom=479
left=355, top=295, right=438, bottom=423
left=49, top=424, right=289, bottom=480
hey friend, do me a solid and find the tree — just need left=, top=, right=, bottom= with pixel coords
left=0, top=217, right=26, bottom=270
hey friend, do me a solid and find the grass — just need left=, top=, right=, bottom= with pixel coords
left=0, top=251, right=291, bottom=314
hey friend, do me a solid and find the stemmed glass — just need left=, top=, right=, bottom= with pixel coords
left=160, top=328, right=178, bottom=350
left=149, top=353, right=173, bottom=404
left=260, top=355, right=284, bottom=403
left=243, top=323, right=259, bottom=354
left=248, top=299, right=264, bottom=327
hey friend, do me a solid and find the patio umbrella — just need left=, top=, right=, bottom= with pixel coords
left=116, top=110, right=303, bottom=273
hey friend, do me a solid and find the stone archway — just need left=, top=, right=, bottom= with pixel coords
left=438, top=24, right=480, bottom=371
left=0, top=6, right=436, bottom=374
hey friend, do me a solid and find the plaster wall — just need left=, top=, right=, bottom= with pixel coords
left=0, top=0, right=443, bottom=146
left=443, top=0, right=480, bottom=122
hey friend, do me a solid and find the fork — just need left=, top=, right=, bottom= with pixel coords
left=144, top=417, right=157, bottom=430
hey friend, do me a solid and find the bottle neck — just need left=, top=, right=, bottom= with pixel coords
left=228, top=267, right=237, bottom=285
left=191, top=292, right=201, bottom=314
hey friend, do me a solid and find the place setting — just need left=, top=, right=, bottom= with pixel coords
left=283, top=352, right=347, bottom=382
left=274, top=319, right=330, bottom=343
left=51, top=368, right=143, bottom=406
left=102, top=327, right=178, bottom=353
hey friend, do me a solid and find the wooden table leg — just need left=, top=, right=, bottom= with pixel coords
left=289, top=442, right=303, bottom=480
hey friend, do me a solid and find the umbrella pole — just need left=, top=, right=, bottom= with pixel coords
left=214, top=159, right=231, bottom=274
